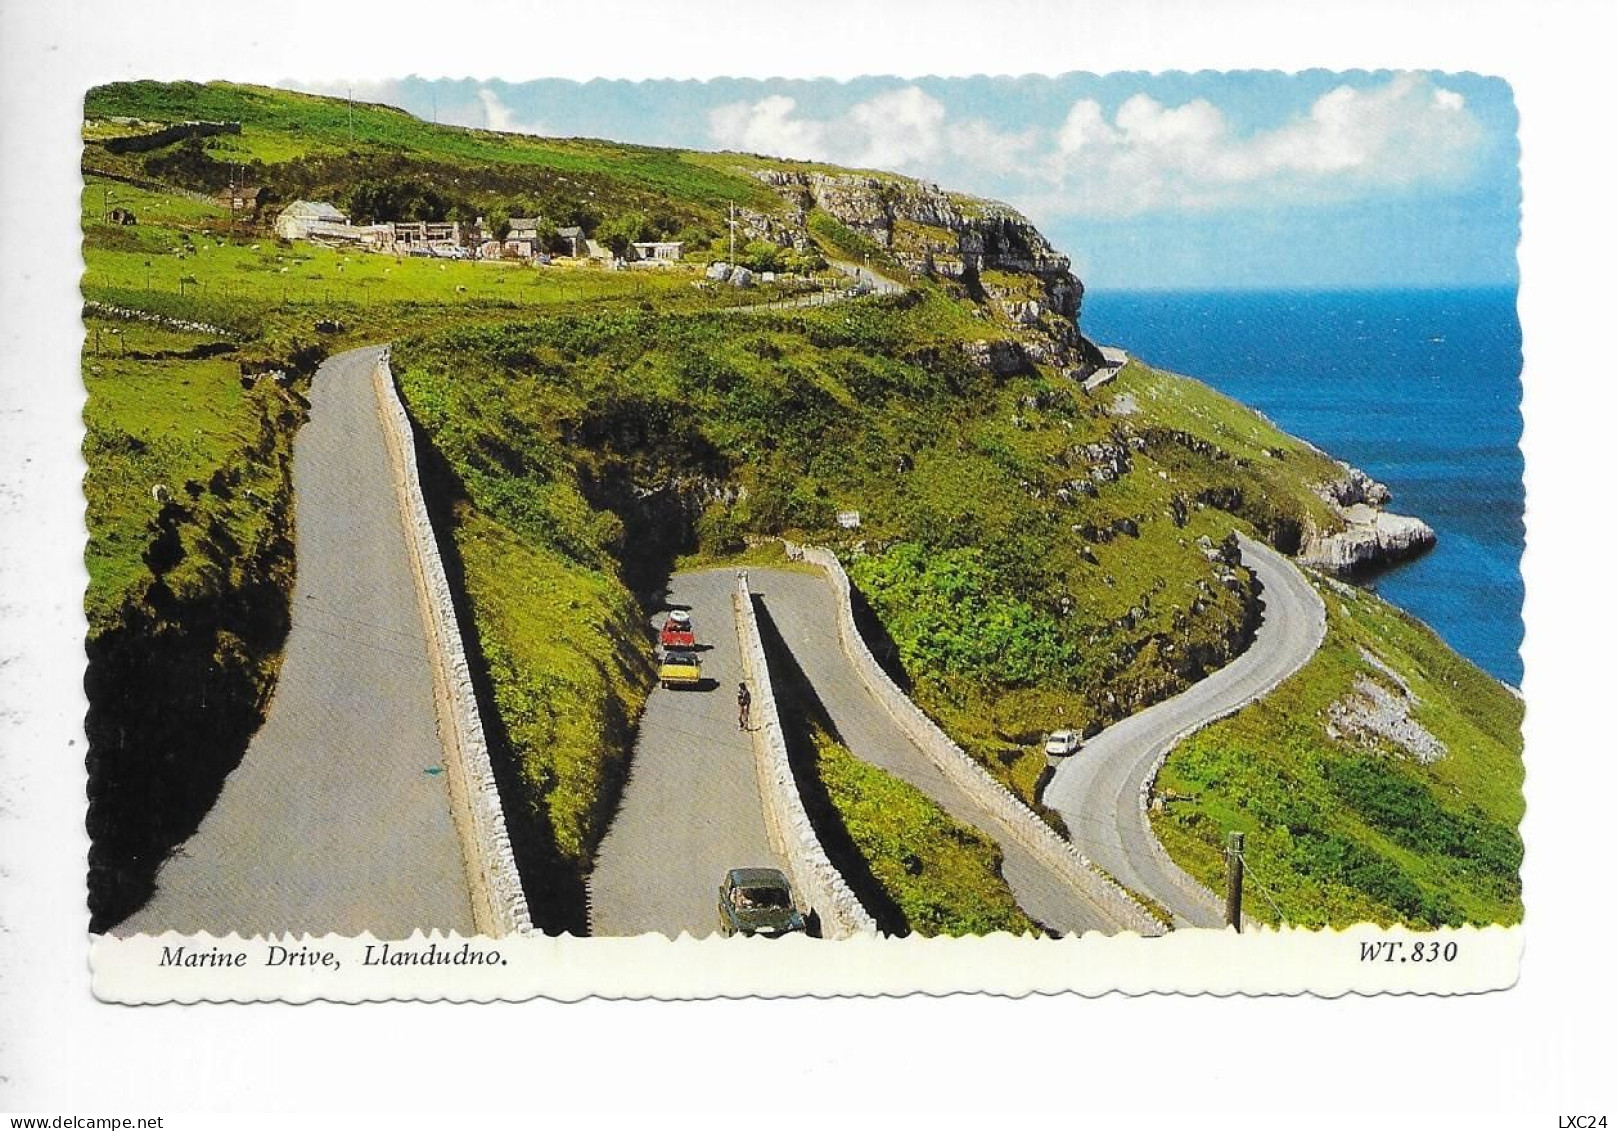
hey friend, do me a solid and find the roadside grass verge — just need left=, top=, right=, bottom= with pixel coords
left=396, top=355, right=656, bottom=928
left=672, top=538, right=821, bottom=577
left=82, top=352, right=280, bottom=632
left=81, top=342, right=308, bottom=929
left=453, top=510, right=653, bottom=865
left=751, top=598, right=1038, bottom=936
left=813, top=732, right=1040, bottom=937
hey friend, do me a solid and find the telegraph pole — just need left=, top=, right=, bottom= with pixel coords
left=348, top=87, right=355, bottom=145
left=1224, top=831, right=1245, bottom=931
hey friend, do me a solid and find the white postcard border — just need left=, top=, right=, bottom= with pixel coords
left=3, top=0, right=1614, bottom=1117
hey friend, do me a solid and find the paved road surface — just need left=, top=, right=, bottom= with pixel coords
left=1042, top=534, right=1327, bottom=927
left=116, top=345, right=477, bottom=938
left=749, top=568, right=1130, bottom=935
left=827, top=257, right=906, bottom=295
left=588, top=571, right=785, bottom=937
left=732, top=259, right=907, bottom=314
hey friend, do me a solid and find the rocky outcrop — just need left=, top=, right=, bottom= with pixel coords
left=960, top=338, right=1030, bottom=377
left=1318, top=461, right=1393, bottom=509
left=1300, top=463, right=1438, bottom=573
left=1326, top=649, right=1447, bottom=764
left=755, top=170, right=1078, bottom=300
left=749, top=168, right=1104, bottom=373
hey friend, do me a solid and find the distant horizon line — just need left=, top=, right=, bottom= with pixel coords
left=1085, top=281, right=1519, bottom=296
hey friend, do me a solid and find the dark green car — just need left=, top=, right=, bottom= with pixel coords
left=717, top=868, right=807, bottom=938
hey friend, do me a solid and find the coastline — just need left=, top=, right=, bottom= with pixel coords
left=1083, top=287, right=1522, bottom=684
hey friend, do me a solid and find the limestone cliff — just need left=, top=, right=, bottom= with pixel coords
left=749, top=168, right=1104, bottom=373
left=751, top=166, right=1431, bottom=576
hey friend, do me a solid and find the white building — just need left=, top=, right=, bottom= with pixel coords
left=632, top=240, right=684, bottom=262
left=274, top=200, right=357, bottom=242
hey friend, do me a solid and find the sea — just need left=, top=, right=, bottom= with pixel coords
left=1079, top=287, right=1524, bottom=686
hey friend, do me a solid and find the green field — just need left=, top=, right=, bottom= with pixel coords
left=85, top=81, right=781, bottom=215
left=82, top=176, right=762, bottom=336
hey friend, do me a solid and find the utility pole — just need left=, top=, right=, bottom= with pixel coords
left=348, top=87, right=354, bottom=145
left=1224, top=831, right=1245, bottom=932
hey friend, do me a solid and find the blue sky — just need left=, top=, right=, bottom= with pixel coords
left=291, top=71, right=1520, bottom=292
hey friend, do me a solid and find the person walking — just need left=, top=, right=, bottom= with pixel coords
left=737, top=681, right=752, bottom=731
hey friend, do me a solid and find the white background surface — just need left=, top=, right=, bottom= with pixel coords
left=1, top=0, right=1612, bottom=1120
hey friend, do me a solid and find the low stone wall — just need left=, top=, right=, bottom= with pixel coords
left=82, top=300, right=234, bottom=339
left=732, top=572, right=878, bottom=940
left=788, top=542, right=1166, bottom=936
left=372, top=348, right=533, bottom=938
left=102, top=120, right=241, bottom=154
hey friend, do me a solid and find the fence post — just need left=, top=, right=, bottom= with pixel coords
left=1224, top=831, right=1244, bottom=931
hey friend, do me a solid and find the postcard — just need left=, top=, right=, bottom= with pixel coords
left=77, top=69, right=1523, bottom=1002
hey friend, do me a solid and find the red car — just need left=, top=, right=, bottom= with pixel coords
left=659, top=609, right=695, bottom=649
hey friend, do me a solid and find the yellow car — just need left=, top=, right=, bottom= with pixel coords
left=658, top=649, right=702, bottom=690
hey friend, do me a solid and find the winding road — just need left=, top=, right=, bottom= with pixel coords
left=110, top=275, right=1318, bottom=940
left=1041, top=533, right=1327, bottom=927
left=115, top=345, right=477, bottom=938
left=589, top=565, right=1135, bottom=936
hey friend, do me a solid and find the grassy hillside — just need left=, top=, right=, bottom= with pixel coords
left=388, top=301, right=1358, bottom=872
left=85, top=81, right=778, bottom=241
left=844, top=356, right=1346, bottom=814
left=81, top=79, right=1521, bottom=933
left=1151, top=579, right=1524, bottom=927
left=78, top=81, right=788, bottom=927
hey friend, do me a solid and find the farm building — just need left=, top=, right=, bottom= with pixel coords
left=218, top=184, right=267, bottom=215
left=391, top=219, right=475, bottom=251
left=555, top=225, right=590, bottom=257
left=274, top=200, right=359, bottom=243
left=632, top=240, right=684, bottom=262
left=501, top=217, right=547, bottom=259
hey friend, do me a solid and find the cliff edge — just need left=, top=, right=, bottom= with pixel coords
left=748, top=168, right=1106, bottom=374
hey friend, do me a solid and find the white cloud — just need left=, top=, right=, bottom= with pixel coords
left=472, top=88, right=548, bottom=136
left=708, top=95, right=830, bottom=161
left=1045, top=74, right=1484, bottom=216
left=948, top=117, right=1040, bottom=170
left=710, top=85, right=978, bottom=175
left=846, top=86, right=946, bottom=168
left=709, top=75, right=1484, bottom=220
